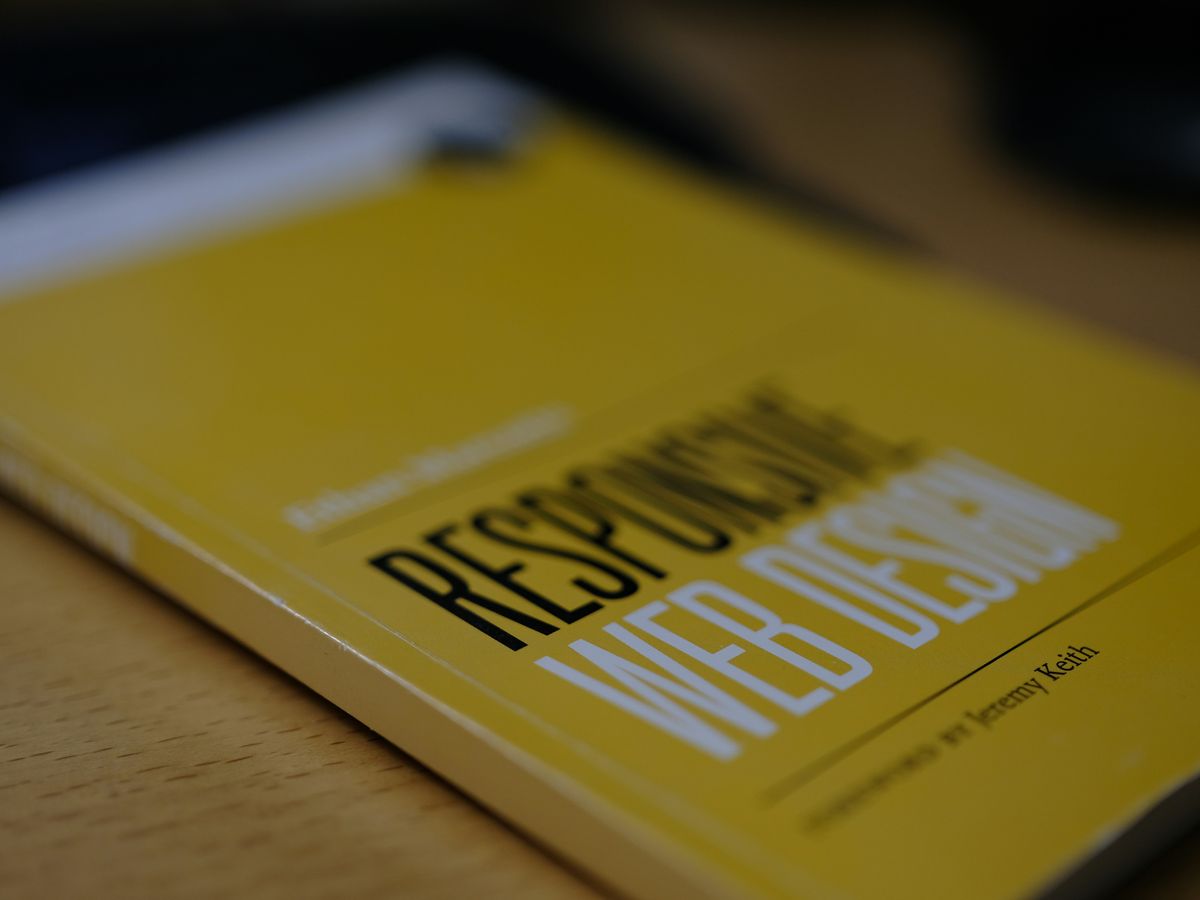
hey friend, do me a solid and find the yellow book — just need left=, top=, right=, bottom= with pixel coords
left=2, top=66, right=1198, bottom=899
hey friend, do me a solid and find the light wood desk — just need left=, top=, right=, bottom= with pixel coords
left=3, top=6, right=1198, bottom=897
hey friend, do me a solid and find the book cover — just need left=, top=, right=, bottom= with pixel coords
left=1, top=66, right=1198, bottom=899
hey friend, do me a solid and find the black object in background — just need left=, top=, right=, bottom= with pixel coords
left=0, top=12, right=733, bottom=191
left=961, top=3, right=1200, bottom=208
left=0, top=9, right=892, bottom=242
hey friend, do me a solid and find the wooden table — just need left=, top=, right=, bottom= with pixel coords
left=3, top=6, right=1198, bottom=897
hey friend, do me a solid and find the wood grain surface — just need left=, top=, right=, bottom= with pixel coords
left=3, top=5, right=1199, bottom=898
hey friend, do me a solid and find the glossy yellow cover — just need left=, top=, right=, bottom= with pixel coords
left=2, top=112, right=1199, bottom=899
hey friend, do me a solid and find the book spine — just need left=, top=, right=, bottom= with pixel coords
left=0, top=417, right=279, bottom=638
left=0, top=417, right=312, bottom=654
left=0, top=420, right=139, bottom=569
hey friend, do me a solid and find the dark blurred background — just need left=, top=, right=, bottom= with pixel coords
left=1, top=1, right=1197, bottom=896
left=2, top=3, right=1200, bottom=362
left=3, top=0, right=1199, bottom=361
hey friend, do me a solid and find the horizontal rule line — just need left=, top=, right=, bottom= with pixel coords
left=760, top=524, right=1200, bottom=807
